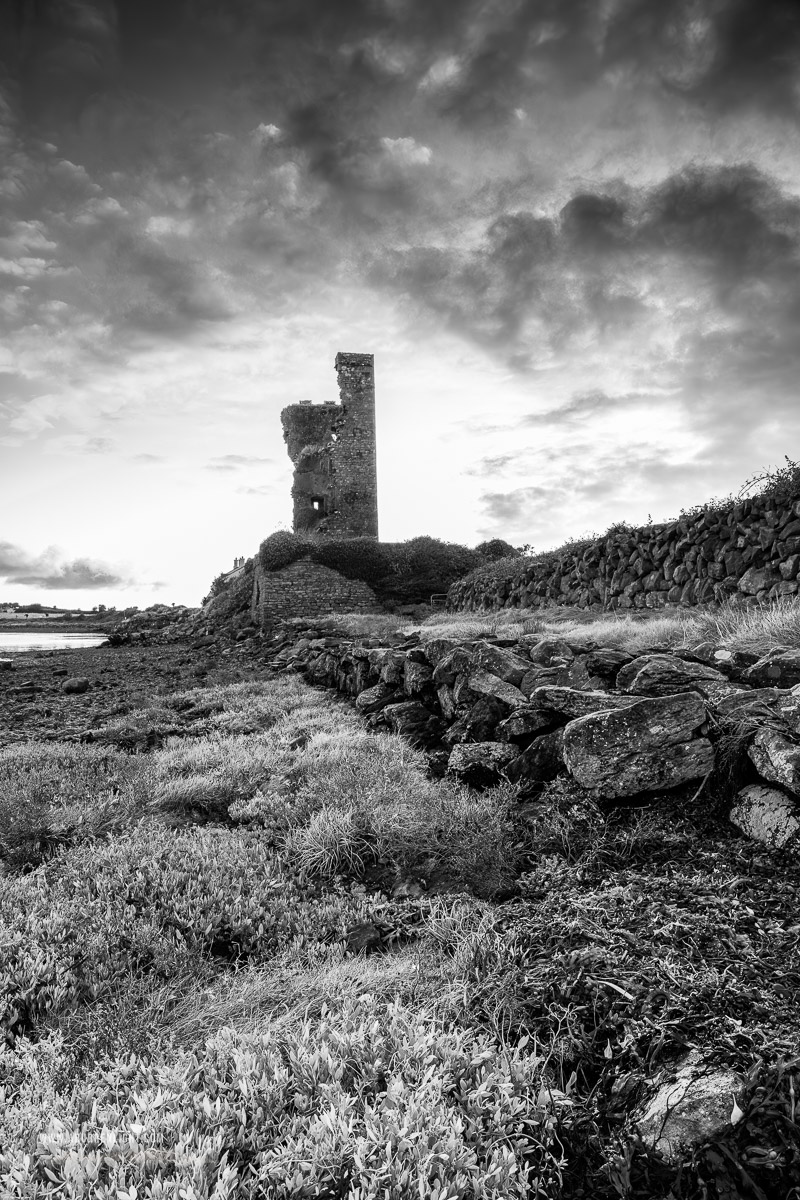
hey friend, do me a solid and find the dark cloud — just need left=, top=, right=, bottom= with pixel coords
left=4, top=0, right=119, bottom=129
left=522, top=390, right=657, bottom=426
left=481, top=485, right=558, bottom=526
left=438, top=0, right=800, bottom=126
left=374, top=159, right=800, bottom=437
left=465, top=452, right=517, bottom=477
left=0, top=541, right=131, bottom=589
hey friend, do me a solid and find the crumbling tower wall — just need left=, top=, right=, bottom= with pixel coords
left=280, top=352, right=379, bottom=539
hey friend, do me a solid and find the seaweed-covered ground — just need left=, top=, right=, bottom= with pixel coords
left=1, top=630, right=798, bottom=1198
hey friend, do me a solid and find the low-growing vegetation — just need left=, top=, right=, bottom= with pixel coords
left=1, top=648, right=798, bottom=1198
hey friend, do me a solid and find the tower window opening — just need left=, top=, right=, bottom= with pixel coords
left=311, top=497, right=325, bottom=512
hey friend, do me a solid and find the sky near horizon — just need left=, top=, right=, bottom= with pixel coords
left=2, top=0, right=800, bottom=608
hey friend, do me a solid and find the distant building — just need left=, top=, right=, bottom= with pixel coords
left=220, top=556, right=247, bottom=582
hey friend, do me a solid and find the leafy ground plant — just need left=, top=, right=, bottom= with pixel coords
left=1, top=998, right=568, bottom=1199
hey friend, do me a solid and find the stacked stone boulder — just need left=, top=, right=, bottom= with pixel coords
left=448, top=494, right=800, bottom=612
left=268, top=620, right=800, bottom=851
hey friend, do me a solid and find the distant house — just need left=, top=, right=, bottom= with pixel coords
left=221, top=556, right=247, bottom=582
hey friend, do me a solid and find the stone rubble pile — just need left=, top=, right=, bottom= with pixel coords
left=448, top=494, right=800, bottom=612
left=268, top=620, right=800, bottom=851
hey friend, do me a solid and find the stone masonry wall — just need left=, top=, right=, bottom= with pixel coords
left=251, top=558, right=379, bottom=625
left=449, top=492, right=800, bottom=612
left=266, top=618, right=800, bottom=850
left=280, top=352, right=379, bottom=540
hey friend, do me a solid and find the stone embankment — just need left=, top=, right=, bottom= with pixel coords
left=448, top=494, right=800, bottom=612
left=268, top=619, right=800, bottom=851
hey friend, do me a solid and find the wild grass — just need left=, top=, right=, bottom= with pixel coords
left=282, top=612, right=413, bottom=640
left=235, top=724, right=520, bottom=895
left=419, top=597, right=800, bottom=656
left=0, top=742, right=147, bottom=869
left=416, top=608, right=549, bottom=642
left=691, top=595, right=800, bottom=653
left=163, top=941, right=432, bottom=1045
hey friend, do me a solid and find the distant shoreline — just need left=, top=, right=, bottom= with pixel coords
left=0, top=620, right=109, bottom=634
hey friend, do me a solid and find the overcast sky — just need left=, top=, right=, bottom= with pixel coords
left=2, top=0, right=800, bottom=608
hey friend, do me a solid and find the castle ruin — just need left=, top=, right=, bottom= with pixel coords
left=280, top=352, right=378, bottom=539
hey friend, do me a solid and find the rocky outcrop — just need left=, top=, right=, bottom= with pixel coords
left=562, top=693, right=714, bottom=797
left=748, top=728, right=800, bottom=793
left=729, top=785, right=800, bottom=849
left=447, top=493, right=800, bottom=613
left=634, top=1050, right=743, bottom=1163
left=265, top=619, right=800, bottom=839
left=447, top=742, right=517, bottom=787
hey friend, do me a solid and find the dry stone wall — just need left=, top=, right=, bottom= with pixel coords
left=267, top=618, right=800, bottom=852
left=251, top=559, right=379, bottom=624
left=448, top=493, right=800, bottom=612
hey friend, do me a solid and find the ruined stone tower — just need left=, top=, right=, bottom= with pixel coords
left=280, top=352, right=379, bottom=539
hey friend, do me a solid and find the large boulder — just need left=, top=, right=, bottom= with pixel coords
left=527, top=638, right=574, bottom=666
left=741, top=650, right=800, bottom=689
left=472, top=641, right=530, bottom=686
left=432, top=647, right=476, bottom=688
left=562, top=654, right=611, bottom=692
left=382, top=701, right=442, bottom=748
left=519, top=663, right=574, bottom=697
left=62, top=677, right=91, bottom=695
left=447, top=742, right=517, bottom=787
left=585, top=647, right=633, bottom=683
left=711, top=687, right=784, bottom=718
left=505, top=729, right=564, bottom=785
left=748, top=728, right=800, bottom=795
left=355, top=683, right=399, bottom=715
left=420, top=638, right=461, bottom=667
left=496, top=706, right=554, bottom=743
left=562, top=693, right=713, bottom=798
left=443, top=697, right=506, bottom=746
left=615, top=654, right=731, bottom=697
left=379, top=652, right=409, bottom=686
left=403, top=660, right=433, bottom=696
left=738, top=566, right=781, bottom=595
left=634, top=1050, right=742, bottom=1163
left=465, top=670, right=527, bottom=709
left=0, top=659, right=14, bottom=672
left=729, top=784, right=800, bottom=849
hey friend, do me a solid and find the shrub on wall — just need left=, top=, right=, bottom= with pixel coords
left=258, top=531, right=310, bottom=572
left=474, top=538, right=521, bottom=561
left=311, top=537, right=390, bottom=586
